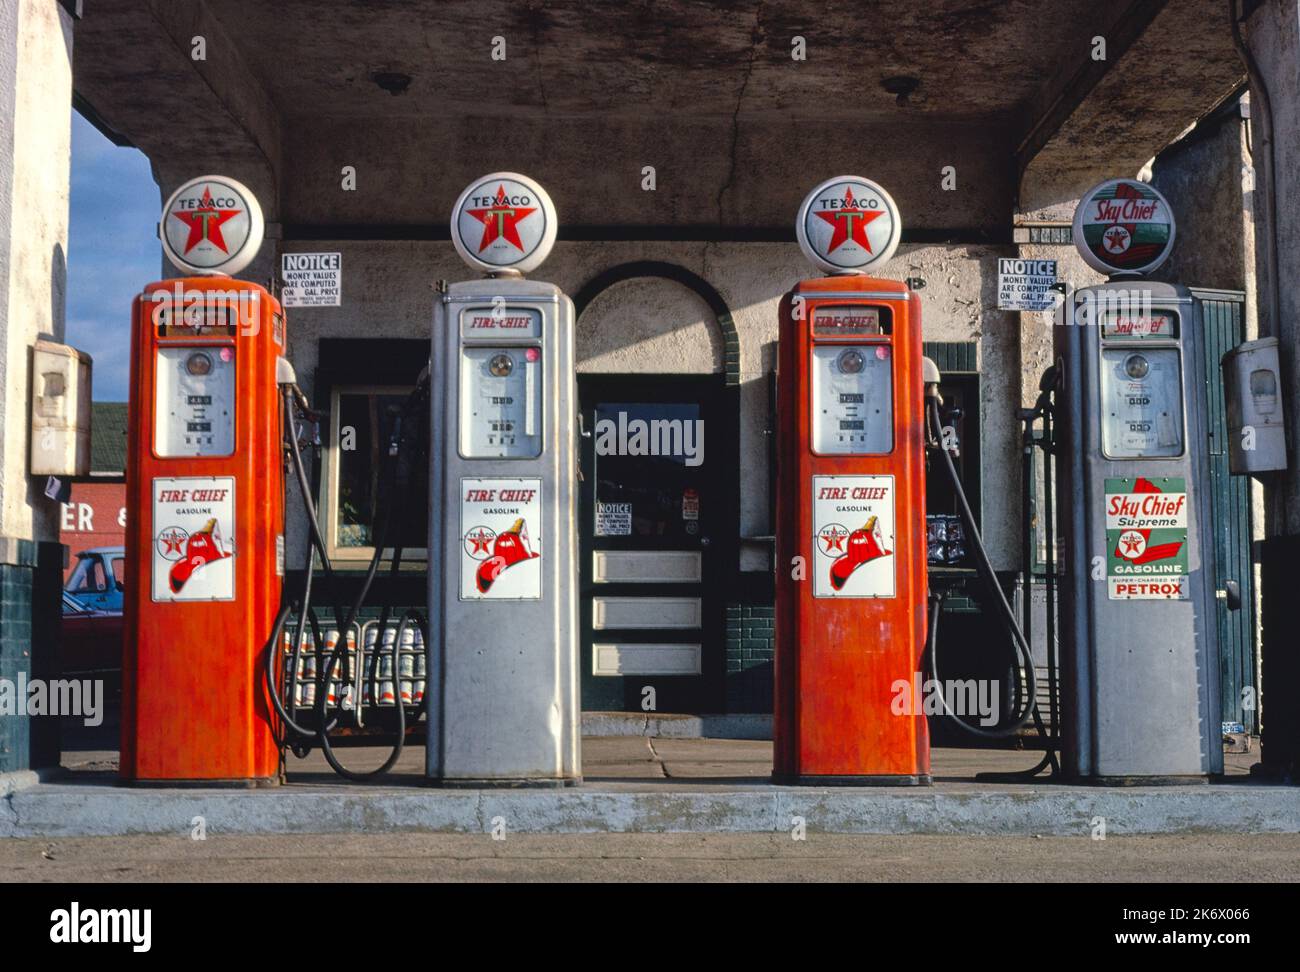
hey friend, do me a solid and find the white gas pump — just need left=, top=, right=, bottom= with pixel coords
left=1056, top=178, right=1223, bottom=781
left=426, top=172, right=580, bottom=786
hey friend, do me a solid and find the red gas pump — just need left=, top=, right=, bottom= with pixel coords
left=774, top=177, right=930, bottom=785
left=121, top=176, right=286, bottom=785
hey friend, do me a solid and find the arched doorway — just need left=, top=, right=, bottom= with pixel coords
left=573, top=262, right=741, bottom=713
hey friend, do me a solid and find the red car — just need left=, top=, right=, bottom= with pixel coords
left=61, top=590, right=123, bottom=697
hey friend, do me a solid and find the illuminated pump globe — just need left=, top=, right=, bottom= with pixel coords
left=450, top=172, right=559, bottom=275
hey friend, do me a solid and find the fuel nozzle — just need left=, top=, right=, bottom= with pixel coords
left=923, top=356, right=943, bottom=405
left=923, top=356, right=946, bottom=451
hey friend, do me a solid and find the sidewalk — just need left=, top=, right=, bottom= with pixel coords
left=3, top=736, right=1295, bottom=839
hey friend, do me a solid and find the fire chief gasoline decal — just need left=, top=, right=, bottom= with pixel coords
left=1106, top=477, right=1189, bottom=600
left=152, top=476, right=236, bottom=602
left=812, top=475, right=895, bottom=598
left=461, top=478, right=542, bottom=600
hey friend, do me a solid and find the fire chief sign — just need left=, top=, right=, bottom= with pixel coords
left=812, top=475, right=895, bottom=598
left=152, top=476, right=236, bottom=602
left=1105, top=476, right=1189, bottom=600
left=461, top=478, right=542, bottom=600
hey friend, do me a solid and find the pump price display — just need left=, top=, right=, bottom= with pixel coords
left=812, top=475, right=895, bottom=598
left=154, top=346, right=235, bottom=457
left=1105, top=477, right=1189, bottom=600
left=459, top=346, right=542, bottom=458
left=1100, top=346, right=1184, bottom=458
left=811, top=345, right=892, bottom=454
left=460, top=478, right=542, bottom=600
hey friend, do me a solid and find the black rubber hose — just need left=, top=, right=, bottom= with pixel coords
left=925, top=397, right=1038, bottom=738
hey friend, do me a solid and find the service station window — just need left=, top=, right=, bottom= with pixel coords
left=810, top=343, right=893, bottom=455
left=323, top=385, right=429, bottom=562
left=153, top=345, right=236, bottom=457
left=1098, top=309, right=1185, bottom=459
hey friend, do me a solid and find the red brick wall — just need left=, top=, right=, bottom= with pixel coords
left=60, top=480, right=127, bottom=581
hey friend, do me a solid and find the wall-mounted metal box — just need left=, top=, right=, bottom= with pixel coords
left=1222, top=336, right=1287, bottom=475
left=30, top=340, right=92, bottom=477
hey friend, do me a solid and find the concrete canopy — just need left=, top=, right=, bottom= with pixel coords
left=71, top=0, right=1244, bottom=233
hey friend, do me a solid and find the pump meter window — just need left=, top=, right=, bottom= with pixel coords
left=459, top=346, right=542, bottom=458
left=811, top=345, right=892, bottom=454
left=154, top=346, right=235, bottom=457
left=1100, top=347, right=1184, bottom=458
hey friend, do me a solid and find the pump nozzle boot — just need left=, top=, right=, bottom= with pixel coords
left=476, top=517, right=540, bottom=593
left=168, top=517, right=232, bottom=593
left=829, top=516, right=890, bottom=591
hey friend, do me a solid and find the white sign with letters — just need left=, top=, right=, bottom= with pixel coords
left=997, top=258, right=1058, bottom=311
left=460, top=478, right=543, bottom=600
left=281, top=252, right=341, bottom=307
left=812, top=475, right=896, bottom=599
left=152, top=476, right=236, bottom=602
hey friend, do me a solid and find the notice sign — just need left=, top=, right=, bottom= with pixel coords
left=812, top=475, right=895, bottom=598
left=596, top=502, right=632, bottom=537
left=461, top=478, right=542, bottom=600
left=152, top=476, right=236, bottom=602
left=996, top=258, right=1058, bottom=311
left=281, top=252, right=341, bottom=307
left=1105, top=476, right=1189, bottom=600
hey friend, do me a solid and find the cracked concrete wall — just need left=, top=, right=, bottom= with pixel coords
left=280, top=239, right=1023, bottom=573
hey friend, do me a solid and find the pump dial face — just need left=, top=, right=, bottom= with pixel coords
left=460, top=346, right=542, bottom=458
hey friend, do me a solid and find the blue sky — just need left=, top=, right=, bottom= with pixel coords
left=67, top=111, right=160, bottom=402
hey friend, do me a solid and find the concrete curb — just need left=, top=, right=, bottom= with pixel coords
left=4, top=779, right=1298, bottom=838
left=581, top=712, right=772, bottom=739
left=0, top=766, right=61, bottom=798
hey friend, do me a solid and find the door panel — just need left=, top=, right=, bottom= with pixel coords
left=579, top=375, right=730, bottom=712
left=1197, top=292, right=1257, bottom=733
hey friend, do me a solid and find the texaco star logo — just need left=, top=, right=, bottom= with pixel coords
left=797, top=176, right=901, bottom=273
left=1103, top=225, right=1132, bottom=255
left=814, top=186, right=885, bottom=255
left=464, top=526, right=496, bottom=560
left=156, top=527, right=189, bottom=562
left=171, top=187, right=240, bottom=254
left=1117, top=529, right=1147, bottom=560
left=817, top=523, right=850, bottom=556
left=466, top=184, right=538, bottom=254
left=161, top=176, right=259, bottom=274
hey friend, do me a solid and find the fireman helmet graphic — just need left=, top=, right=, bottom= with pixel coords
left=168, top=517, right=232, bottom=593
left=475, top=517, right=540, bottom=594
left=829, top=516, right=891, bottom=591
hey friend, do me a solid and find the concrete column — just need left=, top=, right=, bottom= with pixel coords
left=0, top=0, right=75, bottom=775
left=1241, top=0, right=1300, bottom=776
left=1242, top=0, right=1300, bottom=534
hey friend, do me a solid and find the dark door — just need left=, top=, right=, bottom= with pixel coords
left=578, top=374, right=733, bottom=712
left=1196, top=290, right=1257, bottom=734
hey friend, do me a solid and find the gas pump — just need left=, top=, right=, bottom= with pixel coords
left=426, top=172, right=580, bottom=787
left=1055, top=178, right=1223, bottom=781
left=122, top=175, right=284, bottom=785
left=773, top=176, right=931, bottom=785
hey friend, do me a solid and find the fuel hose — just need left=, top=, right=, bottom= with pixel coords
left=925, top=396, right=1058, bottom=775
left=263, top=379, right=428, bottom=781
